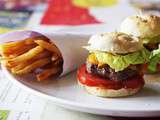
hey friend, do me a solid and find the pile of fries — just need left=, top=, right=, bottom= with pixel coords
left=0, top=36, right=63, bottom=81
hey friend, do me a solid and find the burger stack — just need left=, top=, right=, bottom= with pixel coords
left=77, top=14, right=160, bottom=97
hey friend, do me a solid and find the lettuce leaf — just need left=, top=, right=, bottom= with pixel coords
left=95, top=48, right=150, bottom=72
left=148, top=47, right=160, bottom=73
left=143, top=35, right=160, bottom=44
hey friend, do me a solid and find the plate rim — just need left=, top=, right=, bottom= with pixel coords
left=2, top=66, right=160, bottom=117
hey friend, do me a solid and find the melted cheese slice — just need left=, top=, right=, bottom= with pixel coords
left=87, top=53, right=104, bottom=67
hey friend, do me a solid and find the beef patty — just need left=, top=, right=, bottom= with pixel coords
left=86, top=61, right=142, bottom=81
left=144, top=43, right=159, bottom=51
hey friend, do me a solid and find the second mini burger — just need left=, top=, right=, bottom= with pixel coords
left=77, top=32, right=150, bottom=97
left=120, top=14, right=160, bottom=73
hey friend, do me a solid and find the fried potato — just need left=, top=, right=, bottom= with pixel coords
left=35, top=40, right=61, bottom=57
left=7, top=46, right=44, bottom=66
left=24, top=38, right=35, bottom=45
left=0, top=36, right=63, bottom=81
left=0, top=38, right=35, bottom=50
left=11, top=51, right=52, bottom=73
left=13, top=57, right=51, bottom=75
left=37, top=67, right=61, bottom=81
left=53, top=59, right=63, bottom=66
left=0, top=41, right=25, bottom=50
left=0, top=39, right=36, bottom=57
left=31, top=51, right=52, bottom=61
left=11, top=63, right=28, bottom=73
left=3, top=44, right=37, bottom=57
left=1, top=60, right=11, bottom=69
left=51, top=53, right=59, bottom=61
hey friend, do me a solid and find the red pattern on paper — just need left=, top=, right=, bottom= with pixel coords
left=41, top=0, right=101, bottom=25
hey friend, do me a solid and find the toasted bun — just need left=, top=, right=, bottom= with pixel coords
left=120, top=14, right=160, bottom=38
left=78, top=81, right=142, bottom=97
left=85, top=32, right=142, bottom=54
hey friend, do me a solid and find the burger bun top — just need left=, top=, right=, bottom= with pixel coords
left=120, top=14, right=160, bottom=38
left=85, top=32, right=143, bottom=54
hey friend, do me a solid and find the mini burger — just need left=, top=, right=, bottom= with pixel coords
left=77, top=32, right=150, bottom=97
left=120, top=14, right=160, bottom=73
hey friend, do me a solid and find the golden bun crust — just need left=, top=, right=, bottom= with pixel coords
left=85, top=32, right=142, bottom=54
left=120, top=14, right=160, bottom=38
left=78, top=81, right=143, bottom=98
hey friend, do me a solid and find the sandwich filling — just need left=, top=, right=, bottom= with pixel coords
left=143, top=35, right=160, bottom=51
left=86, top=61, right=142, bottom=81
left=86, top=48, right=150, bottom=81
left=78, top=32, right=148, bottom=90
left=143, top=36, right=160, bottom=72
left=77, top=64, right=144, bottom=89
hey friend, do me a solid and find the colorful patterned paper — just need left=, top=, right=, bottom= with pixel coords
left=0, top=11, right=31, bottom=34
left=72, top=0, right=117, bottom=8
left=41, top=0, right=101, bottom=25
left=0, top=110, right=9, bottom=120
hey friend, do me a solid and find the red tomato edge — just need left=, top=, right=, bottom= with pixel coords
left=77, top=64, right=144, bottom=90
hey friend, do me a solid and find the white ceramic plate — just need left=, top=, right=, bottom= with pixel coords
left=2, top=66, right=160, bottom=117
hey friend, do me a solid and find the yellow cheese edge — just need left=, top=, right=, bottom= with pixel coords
left=87, top=53, right=104, bottom=67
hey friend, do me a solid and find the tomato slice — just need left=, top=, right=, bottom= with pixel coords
left=77, top=64, right=144, bottom=90
left=157, top=64, right=160, bottom=72
left=143, top=63, right=148, bottom=73
left=143, top=63, right=160, bottom=73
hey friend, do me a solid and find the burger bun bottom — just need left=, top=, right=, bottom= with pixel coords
left=78, top=81, right=143, bottom=98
